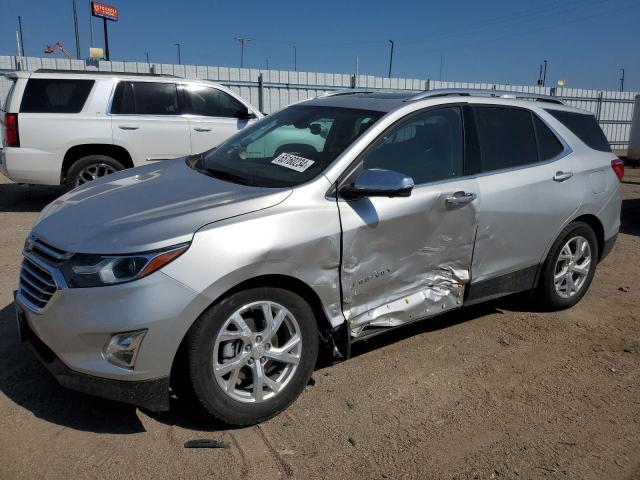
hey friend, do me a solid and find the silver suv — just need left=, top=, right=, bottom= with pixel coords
left=15, top=89, right=623, bottom=425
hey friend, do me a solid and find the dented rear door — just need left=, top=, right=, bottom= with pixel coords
left=337, top=105, right=479, bottom=338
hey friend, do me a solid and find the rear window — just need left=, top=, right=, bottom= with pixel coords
left=20, top=79, right=94, bottom=113
left=111, top=81, right=179, bottom=115
left=473, top=106, right=538, bottom=172
left=546, top=109, right=611, bottom=152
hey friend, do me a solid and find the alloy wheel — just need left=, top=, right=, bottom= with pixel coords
left=75, top=163, right=117, bottom=186
left=553, top=235, right=592, bottom=298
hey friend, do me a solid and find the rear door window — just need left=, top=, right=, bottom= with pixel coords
left=546, top=109, right=611, bottom=152
left=473, top=106, right=538, bottom=172
left=111, top=81, right=179, bottom=115
left=184, top=85, right=247, bottom=118
left=20, top=78, right=94, bottom=113
left=533, top=115, right=564, bottom=161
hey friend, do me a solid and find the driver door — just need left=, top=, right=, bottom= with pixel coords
left=337, top=106, right=479, bottom=337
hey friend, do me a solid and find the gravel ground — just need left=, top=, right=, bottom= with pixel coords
left=0, top=168, right=638, bottom=480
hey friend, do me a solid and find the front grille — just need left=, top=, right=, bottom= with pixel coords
left=18, top=256, right=58, bottom=309
left=18, top=237, right=71, bottom=311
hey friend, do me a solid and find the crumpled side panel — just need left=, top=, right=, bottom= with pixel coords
left=338, top=179, right=479, bottom=338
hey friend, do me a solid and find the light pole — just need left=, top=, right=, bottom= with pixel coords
left=72, top=0, right=81, bottom=59
left=236, top=36, right=251, bottom=68
left=293, top=44, right=297, bottom=71
left=388, top=39, right=394, bottom=78
left=174, top=43, right=181, bottom=64
left=620, top=68, right=625, bottom=92
left=542, top=59, right=548, bottom=87
left=145, top=52, right=150, bottom=63
left=17, top=16, right=25, bottom=56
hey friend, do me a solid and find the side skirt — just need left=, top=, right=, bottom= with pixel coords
left=464, top=264, right=539, bottom=306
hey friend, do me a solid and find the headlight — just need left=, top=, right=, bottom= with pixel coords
left=60, top=243, right=189, bottom=288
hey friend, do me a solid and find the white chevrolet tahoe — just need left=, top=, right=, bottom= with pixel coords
left=0, top=70, right=261, bottom=189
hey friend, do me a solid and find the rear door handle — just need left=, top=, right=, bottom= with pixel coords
left=553, top=171, right=573, bottom=182
left=445, top=191, right=477, bottom=206
left=194, top=127, right=212, bottom=132
left=118, top=125, right=139, bottom=130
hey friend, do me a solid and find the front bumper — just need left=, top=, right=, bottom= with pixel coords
left=18, top=314, right=170, bottom=411
left=14, top=270, right=212, bottom=409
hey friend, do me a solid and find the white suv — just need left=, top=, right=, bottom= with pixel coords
left=0, top=70, right=261, bottom=189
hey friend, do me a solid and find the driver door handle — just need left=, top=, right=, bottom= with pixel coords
left=445, top=191, right=477, bottom=206
left=118, top=125, right=139, bottom=130
left=553, top=171, right=573, bottom=182
left=194, top=127, right=212, bottom=132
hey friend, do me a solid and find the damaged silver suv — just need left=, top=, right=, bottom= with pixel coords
left=15, top=89, right=623, bottom=425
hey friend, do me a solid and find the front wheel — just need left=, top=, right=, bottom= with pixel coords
left=185, top=287, right=319, bottom=425
left=537, top=221, right=598, bottom=310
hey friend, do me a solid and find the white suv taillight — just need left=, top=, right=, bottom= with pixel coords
left=611, top=158, right=624, bottom=182
left=4, top=113, right=20, bottom=147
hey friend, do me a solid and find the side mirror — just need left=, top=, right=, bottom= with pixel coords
left=340, top=169, right=414, bottom=199
left=235, top=106, right=255, bottom=120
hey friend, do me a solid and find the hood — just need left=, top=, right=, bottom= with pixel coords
left=33, top=159, right=291, bottom=254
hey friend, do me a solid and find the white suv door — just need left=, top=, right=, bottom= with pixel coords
left=111, top=81, right=191, bottom=165
left=183, top=84, right=257, bottom=154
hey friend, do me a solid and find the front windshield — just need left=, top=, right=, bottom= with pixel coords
left=195, top=105, right=384, bottom=187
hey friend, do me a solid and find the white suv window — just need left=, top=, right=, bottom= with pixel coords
left=184, top=86, right=247, bottom=118
left=111, top=81, right=179, bottom=115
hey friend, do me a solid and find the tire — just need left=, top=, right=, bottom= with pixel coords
left=65, top=155, right=125, bottom=190
left=185, top=287, right=319, bottom=426
left=537, top=221, right=598, bottom=310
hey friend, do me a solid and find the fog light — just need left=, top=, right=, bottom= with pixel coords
left=103, top=330, right=147, bottom=369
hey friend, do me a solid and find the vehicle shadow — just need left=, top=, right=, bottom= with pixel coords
left=0, top=183, right=63, bottom=213
left=620, top=197, right=640, bottom=236
left=0, top=298, right=503, bottom=434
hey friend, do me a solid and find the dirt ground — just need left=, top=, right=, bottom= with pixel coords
left=0, top=168, right=638, bottom=480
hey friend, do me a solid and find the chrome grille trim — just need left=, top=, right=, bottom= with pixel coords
left=17, top=248, right=69, bottom=313
left=26, top=235, right=74, bottom=263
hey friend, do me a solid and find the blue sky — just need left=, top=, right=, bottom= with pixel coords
left=0, top=0, right=639, bottom=91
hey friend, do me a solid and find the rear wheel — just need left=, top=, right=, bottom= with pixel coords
left=537, top=221, right=598, bottom=310
left=185, top=287, right=319, bottom=425
left=65, top=155, right=125, bottom=190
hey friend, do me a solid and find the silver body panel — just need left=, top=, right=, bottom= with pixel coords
left=16, top=93, right=622, bottom=386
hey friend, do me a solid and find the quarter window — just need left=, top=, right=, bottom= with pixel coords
left=185, top=86, right=247, bottom=118
left=111, top=81, right=179, bottom=115
left=473, top=106, right=538, bottom=172
left=20, top=79, right=94, bottom=113
left=546, top=109, right=611, bottom=152
left=361, top=107, right=464, bottom=185
left=533, top=114, right=564, bottom=161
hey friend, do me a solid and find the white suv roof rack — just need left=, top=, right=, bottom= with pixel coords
left=407, top=88, right=564, bottom=105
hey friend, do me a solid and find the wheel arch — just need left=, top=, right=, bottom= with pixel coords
left=61, top=144, right=134, bottom=183
left=170, top=273, right=339, bottom=393
left=571, top=213, right=605, bottom=261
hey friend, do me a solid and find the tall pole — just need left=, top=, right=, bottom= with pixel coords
left=356, top=55, right=359, bottom=86
left=236, top=36, right=250, bottom=68
left=538, top=63, right=543, bottom=85
left=620, top=68, right=625, bottom=92
left=174, top=43, right=181, bottom=64
left=17, top=16, right=25, bottom=56
left=89, top=1, right=94, bottom=47
left=145, top=52, right=150, bottom=63
left=293, top=44, right=297, bottom=71
left=439, top=54, right=444, bottom=81
left=72, top=0, right=81, bottom=59
left=103, top=18, right=110, bottom=60
left=542, top=59, right=548, bottom=87
left=388, top=39, right=394, bottom=78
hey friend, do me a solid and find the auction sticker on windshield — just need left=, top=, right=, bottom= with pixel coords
left=271, top=153, right=315, bottom=172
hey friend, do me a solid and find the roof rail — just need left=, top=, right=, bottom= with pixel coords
left=406, top=88, right=564, bottom=105
left=33, top=68, right=178, bottom=78
left=320, top=89, right=377, bottom=97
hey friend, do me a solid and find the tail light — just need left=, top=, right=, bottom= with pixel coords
left=611, top=158, right=624, bottom=182
left=4, top=113, right=20, bottom=147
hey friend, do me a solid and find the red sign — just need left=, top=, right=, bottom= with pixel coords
left=91, top=2, right=118, bottom=21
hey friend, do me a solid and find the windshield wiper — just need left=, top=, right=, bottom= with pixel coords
left=201, top=167, right=254, bottom=186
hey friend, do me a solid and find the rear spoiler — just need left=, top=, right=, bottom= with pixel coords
left=4, top=71, right=31, bottom=80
